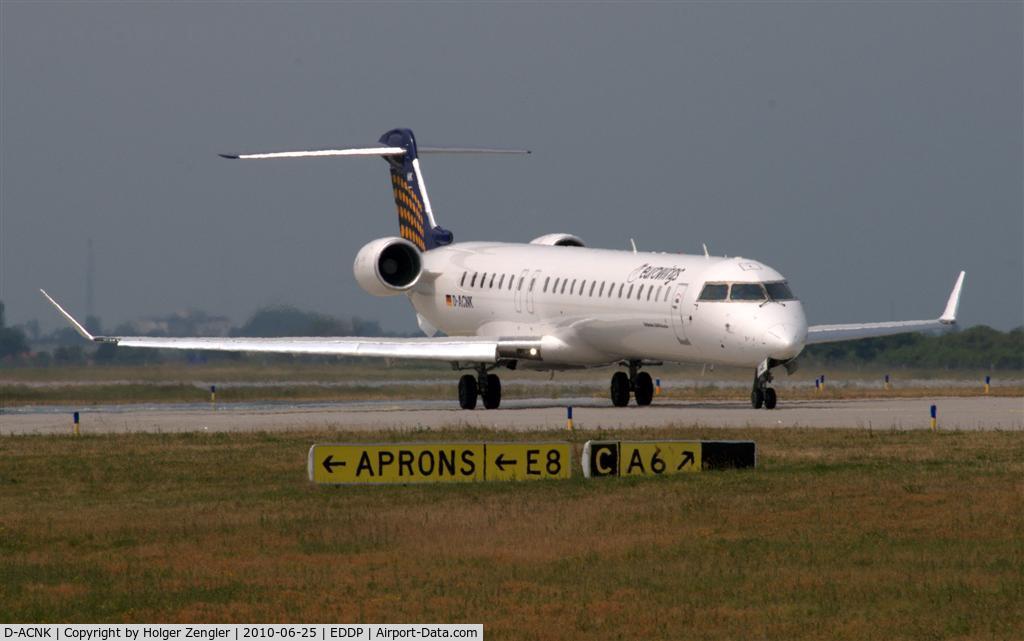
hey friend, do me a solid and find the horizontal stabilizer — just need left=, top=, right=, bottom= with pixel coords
left=419, top=147, right=531, bottom=155
left=219, top=147, right=405, bottom=160
left=220, top=146, right=530, bottom=160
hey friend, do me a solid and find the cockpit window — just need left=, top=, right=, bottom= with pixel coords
left=765, top=281, right=796, bottom=301
left=730, top=283, right=767, bottom=301
left=698, top=283, right=728, bottom=301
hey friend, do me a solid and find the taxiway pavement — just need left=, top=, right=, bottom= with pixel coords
left=3, top=396, right=1021, bottom=435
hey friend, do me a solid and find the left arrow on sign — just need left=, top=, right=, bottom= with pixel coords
left=322, top=454, right=347, bottom=474
left=494, top=453, right=518, bottom=471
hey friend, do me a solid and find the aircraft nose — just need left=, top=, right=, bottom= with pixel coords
left=763, top=323, right=806, bottom=359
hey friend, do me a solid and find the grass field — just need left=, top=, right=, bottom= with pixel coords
left=3, top=381, right=1021, bottom=406
left=1, top=427, right=1021, bottom=639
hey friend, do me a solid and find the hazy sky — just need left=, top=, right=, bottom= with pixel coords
left=2, top=2, right=1021, bottom=333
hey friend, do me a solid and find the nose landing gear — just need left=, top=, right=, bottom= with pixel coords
left=609, top=360, right=655, bottom=407
left=752, top=358, right=780, bottom=409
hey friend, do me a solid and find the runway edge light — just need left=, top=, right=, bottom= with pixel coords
left=930, top=404, right=937, bottom=431
left=985, top=376, right=990, bottom=395
left=566, top=406, right=574, bottom=431
left=73, top=411, right=80, bottom=436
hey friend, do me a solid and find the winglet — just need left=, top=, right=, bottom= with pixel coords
left=939, top=271, right=966, bottom=324
left=39, top=289, right=95, bottom=341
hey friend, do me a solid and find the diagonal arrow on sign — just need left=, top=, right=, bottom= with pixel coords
left=322, top=454, right=347, bottom=474
left=677, top=451, right=695, bottom=470
left=494, top=453, right=518, bottom=471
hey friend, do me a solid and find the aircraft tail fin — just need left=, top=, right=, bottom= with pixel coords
left=377, top=128, right=449, bottom=251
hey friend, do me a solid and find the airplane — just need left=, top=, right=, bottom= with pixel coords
left=42, top=127, right=966, bottom=410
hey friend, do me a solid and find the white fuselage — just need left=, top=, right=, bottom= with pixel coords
left=406, top=242, right=808, bottom=369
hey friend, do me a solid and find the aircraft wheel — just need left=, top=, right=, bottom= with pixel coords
left=458, top=374, right=478, bottom=410
left=634, top=372, right=654, bottom=406
left=482, top=374, right=502, bottom=410
left=751, top=387, right=764, bottom=409
left=610, top=372, right=631, bottom=407
left=763, top=387, right=777, bottom=410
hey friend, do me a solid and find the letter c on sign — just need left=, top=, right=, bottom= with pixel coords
left=596, top=447, right=613, bottom=474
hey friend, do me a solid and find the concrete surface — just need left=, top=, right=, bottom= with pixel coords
left=2, top=396, right=1021, bottom=434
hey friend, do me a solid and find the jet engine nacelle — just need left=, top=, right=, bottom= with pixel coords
left=530, top=233, right=586, bottom=247
left=353, top=237, right=423, bottom=297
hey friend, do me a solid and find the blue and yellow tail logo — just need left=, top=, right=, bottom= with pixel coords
left=392, top=173, right=427, bottom=251
left=379, top=128, right=453, bottom=251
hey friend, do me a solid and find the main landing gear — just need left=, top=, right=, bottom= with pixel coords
left=610, top=360, right=655, bottom=407
left=457, top=364, right=502, bottom=410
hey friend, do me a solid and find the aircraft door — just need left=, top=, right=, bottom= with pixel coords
left=670, top=283, right=690, bottom=344
left=526, top=270, right=541, bottom=314
left=513, top=269, right=529, bottom=313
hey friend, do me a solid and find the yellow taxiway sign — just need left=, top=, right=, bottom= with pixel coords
left=309, top=443, right=485, bottom=484
left=309, top=442, right=572, bottom=485
left=485, top=442, right=571, bottom=481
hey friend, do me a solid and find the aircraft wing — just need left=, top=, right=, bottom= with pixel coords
left=805, top=271, right=965, bottom=345
left=39, top=290, right=542, bottom=363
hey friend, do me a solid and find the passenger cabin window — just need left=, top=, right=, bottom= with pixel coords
left=498, top=274, right=505, bottom=289
left=488, top=274, right=496, bottom=288
left=543, top=277, right=550, bottom=293
left=460, top=272, right=467, bottom=287
left=730, top=283, right=767, bottom=301
left=698, top=283, right=728, bottom=301
left=470, top=273, right=478, bottom=288
left=598, top=282, right=605, bottom=297
left=765, top=281, right=796, bottom=301
left=589, top=281, right=596, bottom=297
left=561, top=280, right=568, bottom=294
left=626, top=284, right=634, bottom=299
left=480, top=273, right=487, bottom=287
left=580, top=280, right=587, bottom=296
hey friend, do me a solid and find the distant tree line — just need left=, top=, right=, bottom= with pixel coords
left=801, top=325, right=1023, bottom=370
left=0, top=303, right=400, bottom=366
left=0, top=302, right=30, bottom=359
left=230, top=306, right=383, bottom=338
left=1, top=299, right=1021, bottom=370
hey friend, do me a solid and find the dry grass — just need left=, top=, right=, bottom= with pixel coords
left=2, top=382, right=1019, bottom=406
left=1, top=427, right=1021, bottom=639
